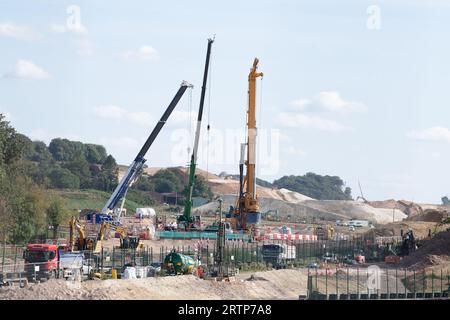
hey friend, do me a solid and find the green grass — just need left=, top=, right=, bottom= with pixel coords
left=49, top=189, right=143, bottom=213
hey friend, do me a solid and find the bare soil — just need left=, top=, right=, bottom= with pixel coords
left=0, top=269, right=308, bottom=300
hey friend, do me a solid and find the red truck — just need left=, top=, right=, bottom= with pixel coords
left=24, top=244, right=59, bottom=281
left=23, top=244, right=84, bottom=281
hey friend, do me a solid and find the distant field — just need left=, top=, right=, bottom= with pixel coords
left=49, top=189, right=143, bottom=213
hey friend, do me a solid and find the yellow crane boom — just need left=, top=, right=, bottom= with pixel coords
left=246, top=58, right=263, bottom=202
left=229, top=58, right=263, bottom=232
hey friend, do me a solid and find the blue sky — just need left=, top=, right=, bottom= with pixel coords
left=1, top=0, right=449, bottom=203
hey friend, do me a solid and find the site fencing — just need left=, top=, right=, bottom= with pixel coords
left=1, top=237, right=427, bottom=278
left=307, top=266, right=450, bottom=300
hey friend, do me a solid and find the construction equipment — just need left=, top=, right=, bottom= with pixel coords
left=209, top=198, right=227, bottom=278
left=261, top=244, right=296, bottom=269
left=23, top=244, right=85, bottom=281
left=228, top=58, right=263, bottom=232
left=69, top=216, right=95, bottom=251
left=69, top=216, right=84, bottom=251
left=99, top=81, right=193, bottom=220
left=315, top=224, right=334, bottom=240
left=94, top=221, right=142, bottom=253
left=177, top=38, right=214, bottom=231
left=397, top=200, right=423, bottom=217
left=163, top=250, right=195, bottom=275
left=399, top=229, right=416, bottom=256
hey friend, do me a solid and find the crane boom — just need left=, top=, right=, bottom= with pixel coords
left=101, top=81, right=193, bottom=216
left=247, top=58, right=263, bottom=201
left=178, top=38, right=214, bottom=229
left=229, top=58, right=263, bottom=232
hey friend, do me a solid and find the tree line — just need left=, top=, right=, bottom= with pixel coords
left=0, top=114, right=73, bottom=243
left=0, top=114, right=213, bottom=243
left=273, top=172, right=352, bottom=200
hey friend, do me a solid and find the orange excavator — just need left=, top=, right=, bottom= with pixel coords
left=227, top=58, right=263, bottom=233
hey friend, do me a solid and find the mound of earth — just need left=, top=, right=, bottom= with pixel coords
left=368, top=221, right=437, bottom=238
left=399, top=230, right=450, bottom=269
left=406, top=209, right=449, bottom=223
left=0, top=269, right=308, bottom=300
left=195, top=197, right=407, bottom=224
left=302, top=200, right=406, bottom=224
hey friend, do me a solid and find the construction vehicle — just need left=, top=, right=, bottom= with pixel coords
left=69, top=216, right=97, bottom=251
left=177, top=38, right=214, bottom=231
left=315, top=224, right=334, bottom=240
left=397, top=200, right=423, bottom=217
left=163, top=250, right=195, bottom=275
left=261, top=244, right=296, bottom=269
left=227, top=58, right=263, bottom=233
left=23, top=244, right=84, bottom=281
left=94, top=221, right=143, bottom=253
left=399, top=229, right=416, bottom=256
left=382, top=230, right=416, bottom=264
left=97, top=81, right=193, bottom=222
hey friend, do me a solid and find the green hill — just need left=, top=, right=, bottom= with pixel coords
left=51, top=189, right=144, bottom=214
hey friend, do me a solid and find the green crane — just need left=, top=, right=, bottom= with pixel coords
left=177, top=37, right=214, bottom=230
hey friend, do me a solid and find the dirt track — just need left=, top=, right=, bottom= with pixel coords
left=0, top=269, right=308, bottom=300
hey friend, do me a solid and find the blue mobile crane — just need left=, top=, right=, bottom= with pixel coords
left=99, top=81, right=193, bottom=222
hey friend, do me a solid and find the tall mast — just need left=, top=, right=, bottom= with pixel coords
left=246, top=58, right=263, bottom=200
left=181, top=37, right=214, bottom=226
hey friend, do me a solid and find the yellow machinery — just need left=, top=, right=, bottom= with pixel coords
left=228, top=58, right=263, bottom=232
left=315, top=224, right=335, bottom=240
left=69, top=216, right=94, bottom=251
left=94, top=221, right=143, bottom=253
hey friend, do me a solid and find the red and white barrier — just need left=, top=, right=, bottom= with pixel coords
left=267, top=233, right=318, bottom=241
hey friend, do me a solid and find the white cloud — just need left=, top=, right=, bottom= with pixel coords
left=49, top=23, right=88, bottom=35
left=28, top=128, right=81, bottom=144
left=317, top=91, right=367, bottom=113
left=2, top=60, right=50, bottom=80
left=0, top=23, right=42, bottom=41
left=406, top=126, right=450, bottom=143
left=127, top=112, right=153, bottom=127
left=123, top=45, right=160, bottom=62
left=93, top=105, right=154, bottom=127
left=290, top=91, right=367, bottom=113
left=277, top=112, right=349, bottom=131
left=168, top=110, right=193, bottom=127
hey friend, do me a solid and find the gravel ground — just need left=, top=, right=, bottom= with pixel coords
left=0, top=269, right=309, bottom=300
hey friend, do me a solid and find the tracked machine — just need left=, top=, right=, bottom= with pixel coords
left=227, top=58, right=264, bottom=235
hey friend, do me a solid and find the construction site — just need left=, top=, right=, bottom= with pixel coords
left=1, top=37, right=450, bottom=301
left=1, top=2, right=449, bottom=304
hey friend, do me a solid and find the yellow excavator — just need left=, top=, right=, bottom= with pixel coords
left=94, top=221, right=143, bottom=253
left=69, top=216, right=95, bottom=251
left=227, top=58, right=263, bottom=233
left=315, top=224, right=335, bottom=240
left=69, top=217, right=88, bottom=251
